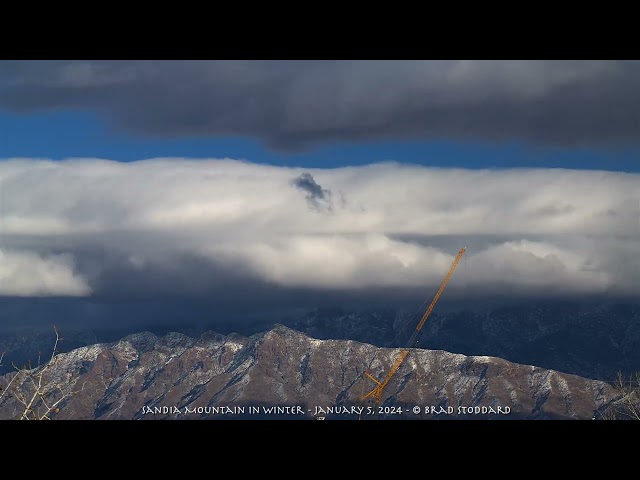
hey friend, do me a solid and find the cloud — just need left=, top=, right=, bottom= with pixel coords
left=291, top=172, right=333, bottom=212
left=1, top=61, right=640, bottom=150
left=0, top=158, right=638, bottom=302
left=0, top=249, right=91, bottom=296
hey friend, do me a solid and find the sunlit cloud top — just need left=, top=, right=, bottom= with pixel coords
left=0, top=158, right=638, bottom=299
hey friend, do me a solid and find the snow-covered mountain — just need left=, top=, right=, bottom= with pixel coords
left=2, top=302, right=638, bottom=383
left=0, top=325, right=617, bottom=420
left=286, top=303, right=640, bottom=381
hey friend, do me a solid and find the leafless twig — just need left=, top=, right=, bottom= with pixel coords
left=1, top=325, right=84, bottom=420
left=602, top=371, right=640, bottom=420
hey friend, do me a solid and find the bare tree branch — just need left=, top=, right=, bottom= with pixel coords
left=1, top=325, right=84, bottom=420
left=601, top=370, right=640, bottom=420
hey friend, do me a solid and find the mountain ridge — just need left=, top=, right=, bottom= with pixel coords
left=0, top=324, right=617, bottom=420
left=4, top=302, right=638, bottom=382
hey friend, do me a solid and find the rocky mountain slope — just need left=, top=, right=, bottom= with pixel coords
left=4, top=302, right=637, bottom=383
left=286, top=303, right=640, bottom=381
left=0, top=325, right=617, bottom=420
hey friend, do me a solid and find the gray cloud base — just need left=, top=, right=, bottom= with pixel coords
left=1, top=61, right=640, bottom=149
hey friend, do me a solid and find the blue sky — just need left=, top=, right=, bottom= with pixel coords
left=0, top=60, right=639, bottom=307
left=1, top=109, right=638, bottom=172
left=1, top=60, right=639, bottom=171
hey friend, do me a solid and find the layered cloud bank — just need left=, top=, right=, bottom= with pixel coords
left=1, top=60, right=640, bottom=149
left=0, top=158, right=638, bottom=298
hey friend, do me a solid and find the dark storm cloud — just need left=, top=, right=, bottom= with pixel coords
left=1, top=60, right=640, bottom=149
left=292, top=172, right=333, bottom=211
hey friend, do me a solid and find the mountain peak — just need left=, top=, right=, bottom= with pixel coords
left=0, top=326, right=619, bottom=420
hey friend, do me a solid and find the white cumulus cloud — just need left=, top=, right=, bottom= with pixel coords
left=0, top=158, right=638, bottom=299
left=0, top=249, right=91, bottom=296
